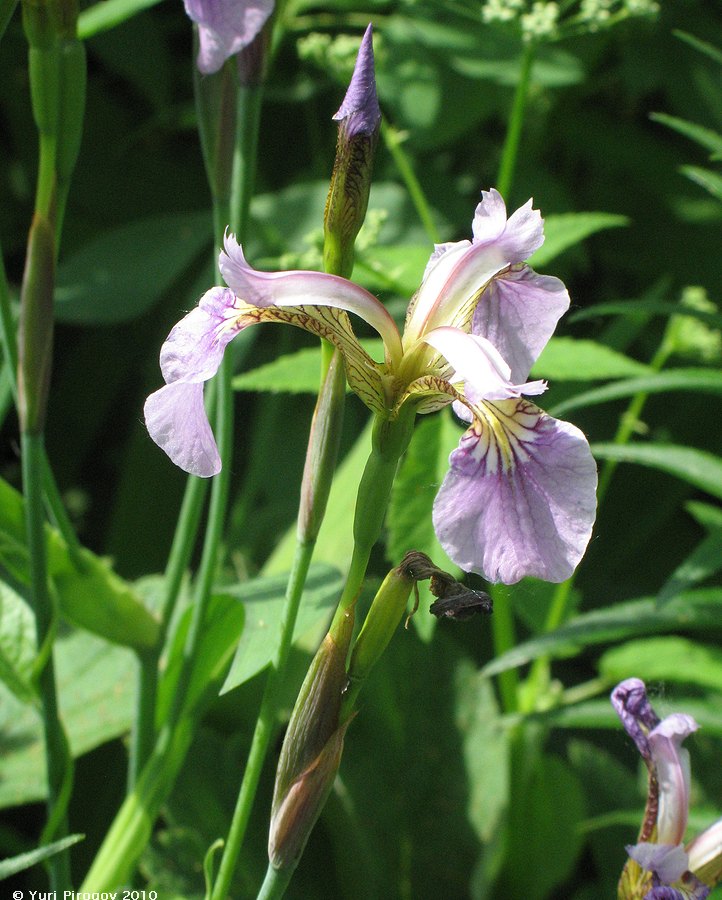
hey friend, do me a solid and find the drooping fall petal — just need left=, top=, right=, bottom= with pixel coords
left=433, top=400, right=598, bottom=583
left=183, top=0, right=274, bottom=74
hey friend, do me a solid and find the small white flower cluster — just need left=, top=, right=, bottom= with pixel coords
left=480, top=0, right=659, bottom=39
left=520, top=1, right=560, bottom=40
left=297, top=32, right=370, bottom=84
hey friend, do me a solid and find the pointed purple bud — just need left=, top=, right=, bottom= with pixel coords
left=332, top=24, right=381, bottom=140
left=324, top=24, right=380, bottom=278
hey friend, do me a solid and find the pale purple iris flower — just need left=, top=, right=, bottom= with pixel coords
left=612, top=679, right=713, bottom=899
left=183, top=0, right=274, bottom=74
left=145, top=189, right=598, bottom=584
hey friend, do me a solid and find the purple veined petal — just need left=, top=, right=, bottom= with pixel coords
left=159, top=286, right=239, bottom=384
left=627, top=842, right=690, bottom=885
left=332, top=24, right=380, bottom=139
left=424, top=326, right=547, bottom=402
left=144, top=382, right=221, bottom=477
left=432, top=400, right=598, bottom=583
left=650, top=714, right=699, bottom=846
left=472, top=189, right=545, bottom=262
left=183, top=0, right=274, bottom=75
left=219, top=233, right=403, bottom=366
left=472, top=266, right=570, bottom=383
left=611, top=678, right=660, bottom=760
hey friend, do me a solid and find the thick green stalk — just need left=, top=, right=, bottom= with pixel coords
left=257, top=861, right=295, bottom=900
left=496, top=42, right=535, bottom=199
left=22, top=432, right=72, bottom=889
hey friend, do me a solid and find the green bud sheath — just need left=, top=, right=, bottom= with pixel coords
left=347, top=565, right=414, bottom=689
left=18, top=213, right=55, bottom=434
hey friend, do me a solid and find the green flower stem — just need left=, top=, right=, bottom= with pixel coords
left=496, top=41, right=535, bottom=199
left=257, top=860, right=295, bottom=900
left=22, top=431, right=72, bottom=890
left=329, top=408, right=416, bottom=641
left=381, top=121, right=440, bottom=244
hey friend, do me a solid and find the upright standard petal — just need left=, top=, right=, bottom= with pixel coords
left=433, top=400, right=598, bottom=583
left=144, top=382, right=221, bottom=477
left=472, top=267, right=570, bottom=384
left=183, top=0, right=274, bottom=75
left=651, top=714, right=699, bottom=846
left=220, top=234, right=402, bottom=366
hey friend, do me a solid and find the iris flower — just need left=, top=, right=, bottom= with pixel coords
left=183, top=0, right=274, bottom=74
left=145, top=190, right=597, bottom=584
left=612, top=678, right=719, bottom=900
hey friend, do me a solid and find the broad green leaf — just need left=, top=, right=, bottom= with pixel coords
left=0, top=478, right=159, bottom=650
left=263, top=420, right=373, bottom=575
left=531, top=338, right=650, bottom=381
left=220, top=564, right=342, bottom=694
left=500, top=754, right=585, bottom=900
left=658, top=503, right=722, bottom=603
left=355, top=244, right=430, bottom=297
left=55, top=211, right=210, bottom=324
left=528, top=213, right=628, bottom=268
left=482, top=588, right=722, bottom=676
left=0, top=581, right=37, bottom=704
left=387, top=413, right=461, bottom=640
left=233, top=340, right=385, bottom=396
left=78, top=0, right=164, bottom=37
left=591, top=443, right=722, bottom=501
left=650, top=112, right=722, bottom=156
left=0, top=629, right=136, bottom=808
left=0, top=833, right=85, bottom=878
left=537, top=696, right=722, bottom=735
left=549, top=368, right=722, bottom=416
left=599, top=636, right=722, bottom=690
left=158, top=593, right=245, bottom=721
left=455, top=662, right=509, bottom=843
left=680, top=165, right=722, bottom=203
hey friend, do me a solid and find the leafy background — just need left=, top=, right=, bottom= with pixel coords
left=2, top=0, right=722, bottom=896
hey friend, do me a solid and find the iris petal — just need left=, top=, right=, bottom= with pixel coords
left=144, top=382, right=221, bottom=477
left=183, top=0, right=274, bottom=74
left=433, top=400, right=598, bottom=583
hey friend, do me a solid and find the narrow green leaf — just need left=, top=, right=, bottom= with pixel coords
left=220, top=564, right=342, bottom=694
left=657, top=503, right=722, bottom=604
left=482, top=588, right=722, bottom=676
left=549, top=368, right=722, bottom=416
left=531, top=337, right=650, bottom=381
left=0, top=581, right=37, bottom=704
left=528, top=212, right=628, bottom=268
left=78, top=0, right=164, bottom=38
left=571, top=300, right=722, bottom=329
left=591, top=443, right=722, bottom=501
left=599, top=636, right=722, bottom=690
left=673, top=30, right=722, bottom=66
left=55, top=211, right=210, bottom=324
left=0, top=833, right=85, bottom=878
left=650, top=112, right=722, bottom=156
left=680, top=165, right=722, bottom=203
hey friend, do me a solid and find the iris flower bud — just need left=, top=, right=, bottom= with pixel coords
left=323, top=24, right=381, bottom=279
left=269, top=609, right=354, bottom=871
